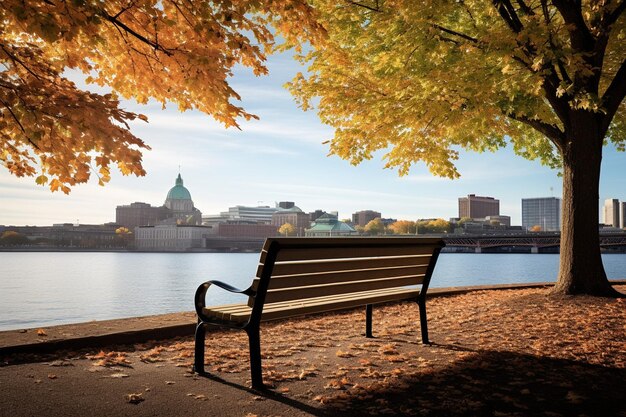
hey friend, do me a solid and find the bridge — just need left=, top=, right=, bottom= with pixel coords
left=442, top=232, right=626, bottom=253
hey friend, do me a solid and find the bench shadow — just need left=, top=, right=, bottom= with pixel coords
left=194, top=370, right=332, bottom=416
left=316, top=347, right=626, bottom=416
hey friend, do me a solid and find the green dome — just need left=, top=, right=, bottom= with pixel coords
left=166, top=174, right=192, bottom=200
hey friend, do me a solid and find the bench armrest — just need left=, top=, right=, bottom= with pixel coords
left=195, top=280, right=255, bottom=322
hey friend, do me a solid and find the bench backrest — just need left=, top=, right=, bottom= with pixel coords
left=248, top=237, right=445, bottom=309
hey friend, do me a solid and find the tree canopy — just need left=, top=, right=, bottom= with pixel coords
left=289, top=0, right=625, bottom=176
left=288, top=0, right=625, bottom=296
left=0, top=0, right=323, bottom=192
left=388, top=220, right=416, bottom=234
left=279, top=222, right=296, bottom=236
left=364, top=217, right=385, bottom=235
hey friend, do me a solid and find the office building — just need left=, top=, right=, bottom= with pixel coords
left=204, top=205, right=279, bottom=225
left=135, top=225, right=212, bottom=251
left=522, top=197, right=561, bottom=231
left=603, top=198, right=620, bottom=228
left=272, top=205, right=311, bottom=236
left=352, top=210, right=382, bottom=227
left=277, top=201, right=295, bottom=209
left=458, top=194, right=499, bottom=219
left=485, top=215, right=511, bottom=227
left=621, top=202, right=626, bottom=229
left=115, top=202, right=170, bottom=230
left=217, top=223, right=278, bottom=238
left=309, top=210, right=326, bottom=222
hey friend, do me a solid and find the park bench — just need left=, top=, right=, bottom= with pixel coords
left=193, top=237, right=445, bottom=389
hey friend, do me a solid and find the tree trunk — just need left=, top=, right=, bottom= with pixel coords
left=552, top=113, right=621, bottom=297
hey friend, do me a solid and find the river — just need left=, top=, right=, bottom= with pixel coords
left=1, top=252, right=625, bottom=331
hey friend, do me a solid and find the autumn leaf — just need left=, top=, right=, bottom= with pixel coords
left=125, top=393, right=144, bottom=404
left=35, top=175, right=48, bottom=185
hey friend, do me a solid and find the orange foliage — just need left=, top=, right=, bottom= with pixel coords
left=0, top=1, right=325, bottom=191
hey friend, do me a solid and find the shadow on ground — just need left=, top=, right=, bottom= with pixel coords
left=297, top=347, right=626, bottom=417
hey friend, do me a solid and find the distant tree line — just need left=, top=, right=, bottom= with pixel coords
left=0, top=230, right=133, bottom=249
left=359, top=218, right=454, bottom=236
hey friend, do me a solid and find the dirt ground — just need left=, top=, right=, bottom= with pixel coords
left=1, top=286, right=625, bottom=417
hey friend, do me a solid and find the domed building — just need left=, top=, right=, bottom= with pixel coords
left=115, top=173, right=203, bottom=229
left=164, top=174, right=202, bottom=225
left=305, top=213, right=357, bottom=236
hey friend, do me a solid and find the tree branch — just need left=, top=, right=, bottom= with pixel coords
left=509, top=113, right=565, bottom=150
left=551, top=0, right=595, bottom=50
left=431, top=24, right=479, bottom=43
left=346, top=1, right=381, bottom=12
left=101, top=12, right=173, bottom=56
left=600, top=58, right=626, bottom=135
left=493, top=0, right=524, bottom=33
left=0, top=98, right=41, bottom=150
left=112, top=2, right=137, bottom=20
left=542, top=82, right=570, bottom=126
left=515, top=0, right=535, bottom=16
left=540, top=0, right=573, bottom=86
left=601, top=0, right=626, bottom=29
left=0, top=45, right=44, bottom=81
left=491, top=1, right=571, bottom=126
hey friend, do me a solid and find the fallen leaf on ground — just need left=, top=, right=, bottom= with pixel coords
left=49, top=360, right=73, bottom=367
left=125, top=393, right=144, bottom=404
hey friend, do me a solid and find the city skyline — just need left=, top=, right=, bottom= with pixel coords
left=1, top=51, right=625, bottom=227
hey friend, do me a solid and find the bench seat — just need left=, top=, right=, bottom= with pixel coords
left=203, top=286, right=421, bottom=323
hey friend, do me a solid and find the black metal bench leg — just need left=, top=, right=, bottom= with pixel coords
left=365, top=304, right=373, bottom=338
left=418, top=299, right=430, bottom=344
left=194, top=321, right=207, bottom=374
left=246, top=326, right=264, bottom=389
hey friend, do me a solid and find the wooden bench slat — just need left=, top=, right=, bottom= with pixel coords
left=229, top=287, right=420, bottom=322
left=269, top=255, right=432, bottom=276
left=206, top=287, right=412, bottom=315
left=274, top=245, right=439, bottom=262
left=204, top=287, right=421, bottom=322
left=257, top=237, right=444, bottom=263
left=251, top=264, right=429, bottom=290
left=262, top=275, right=423, bottom=304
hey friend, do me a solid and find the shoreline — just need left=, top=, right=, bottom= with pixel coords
left=2, top=280, right=625, bottom=358
left=2, top=245, right=626, bottom=254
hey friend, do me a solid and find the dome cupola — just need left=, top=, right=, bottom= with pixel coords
left=166, top=173, right=192, bottom=201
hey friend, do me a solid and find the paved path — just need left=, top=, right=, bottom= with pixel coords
left=1, top=282, right=624, bottom=417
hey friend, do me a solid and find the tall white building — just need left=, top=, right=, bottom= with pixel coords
left=603, top=199, right=620, bottom=228
left=522, top=197, right=561, bottom=231
left=203, top=204, right=284, bottom=225
left=135, top=225, right=212, bottom=251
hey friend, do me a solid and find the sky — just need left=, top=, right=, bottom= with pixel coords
left=1, top=50, right=625, bottom=227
